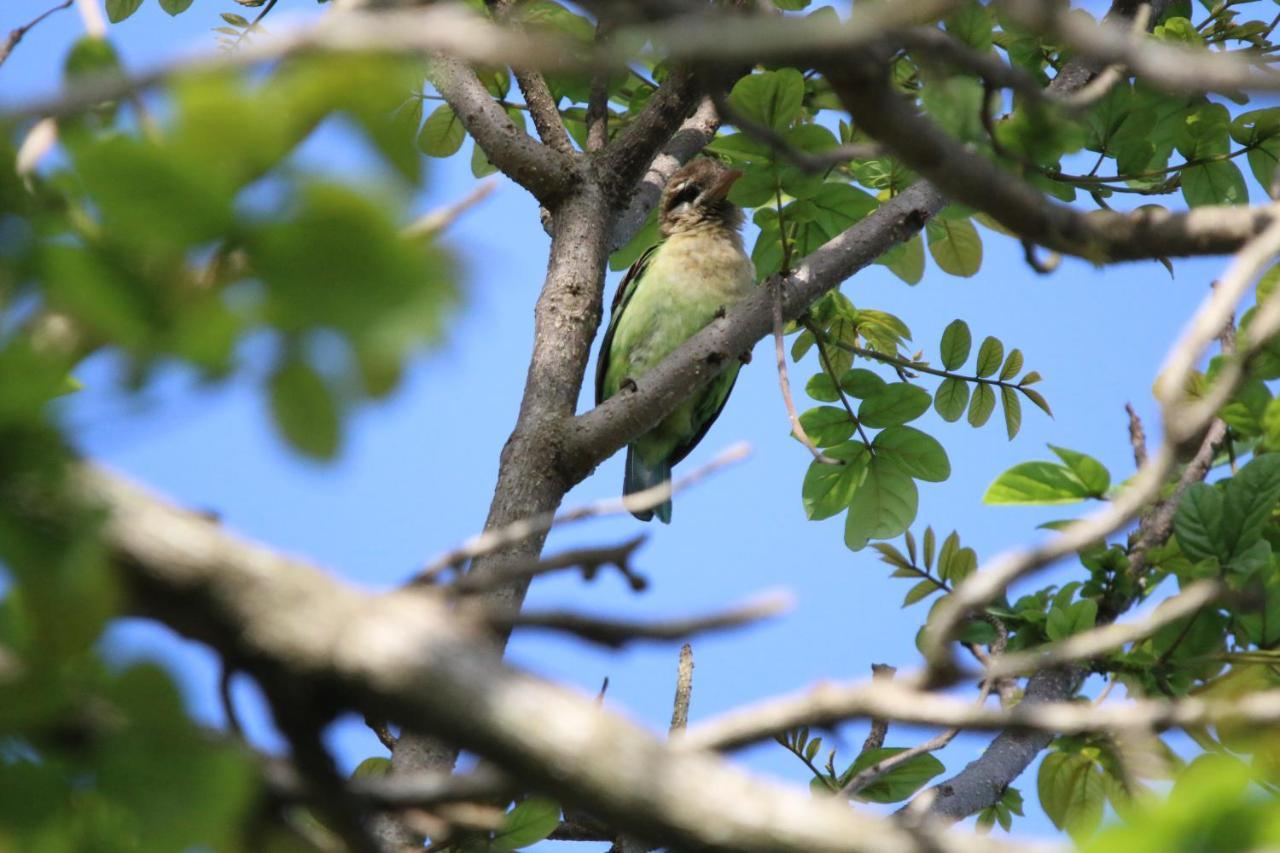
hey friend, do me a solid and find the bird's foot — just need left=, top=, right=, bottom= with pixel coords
left=738, top=350, right=752, bottom=365
left=714, top=304, right=727, bottom=319
left=706, top=351, right=726, bottom=365
left=621, top=377, right=639, bottom=393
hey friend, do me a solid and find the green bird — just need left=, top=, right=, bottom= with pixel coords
left=596, top=158, right=756, bottom=523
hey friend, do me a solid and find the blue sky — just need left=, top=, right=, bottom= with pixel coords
left=0, top=0, right=1250, bottom=847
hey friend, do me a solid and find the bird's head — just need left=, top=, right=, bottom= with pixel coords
left=658, top=158, right=745, bottom=237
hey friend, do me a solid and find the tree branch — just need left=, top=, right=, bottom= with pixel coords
left=825, top=57, right=1278, bottom=262
left=79, top=465, right=1029, bottom=853
left=427, top=54, right=576, bottom=205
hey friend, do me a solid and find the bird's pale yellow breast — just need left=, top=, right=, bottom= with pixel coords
left=647, top=227, right=756, bottom=302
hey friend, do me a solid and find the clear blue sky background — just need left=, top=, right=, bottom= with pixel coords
left=1, top=0, right=1253, bottom=847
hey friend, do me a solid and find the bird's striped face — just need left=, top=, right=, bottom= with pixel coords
left=659, top=160, right=745, bottom=236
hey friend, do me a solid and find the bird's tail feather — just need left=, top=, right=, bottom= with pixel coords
left=624, top=447, right=672, bottom=524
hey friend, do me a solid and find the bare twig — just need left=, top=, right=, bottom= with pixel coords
left=434, top=535, right=649, bottom=593
left=773, top=281, right=839, bottom=465
left=861, top=664, right=897, bottom=753
left=403, top=179, right=499, bottom=239
left=842, top=663, right=998, bottom=798
left=586, top=18, right=613, bottom=152
left=670, top=644, right=694, bottom=734
left=1125, top=402, right=1149, bottom=468
left=0, top=0, right=73, bottom=69
left=365, top=715, right=398, bottom=752
left=417, top=442, right=750, bottom=582
left=486, top=590, right=792, bottom=649
left=219, top=661, right=245, bottom=740
left=233, top=0, right=280, bottom=48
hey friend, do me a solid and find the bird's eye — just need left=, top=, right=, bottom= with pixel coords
left=667, top=182, right=701, bottom=211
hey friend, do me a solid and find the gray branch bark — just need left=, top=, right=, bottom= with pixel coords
left=83, top=465, right=1031, bottom=853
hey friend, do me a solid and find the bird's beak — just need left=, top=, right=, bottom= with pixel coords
left=703, top=168, right=744, bottom=202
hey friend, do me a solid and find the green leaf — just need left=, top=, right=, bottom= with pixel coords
left=798, top=406, right=855, bottom=446
left=802, top=442, right=870, bottom=520
left=902, top=578, right=941, bottom=607
left=939, top=319, right=972, bottom=370
left=1022, top=387, right=1053, bottom=417
left=926, top=217, right=982, bottom=277
left=418, top=104, right=466, bottom=157
left=268, top=358, right=342, bottom=460
left=944, top=0, right=994, bottom=52
left=984, top=462, right=1095, bottom=505
left=105, top=0, right=144, bottom=22
left=1173, top=482, right=1226, bottom=562
left=471, top=140, right=497, bottom=178
left=1002, top=387, right=1023, bottom=440
left=1000, top=348, right=1024, bottom=381
left=858, top=383, right=931, bottom=428
left=1046, top=599, right=1098, bottom=641
left=976, top=336, right=1004, bottom=378
left=494, top=798, right=560, bottom=849
left=806, top=372, right=839, bottom=402
left=221, top=11, right=251, bottom=26
left=840, top=368, right=887, bottom=399
left=729, top=69, right=805, bottom=131
left=845, top=457, right=918, bottom=551
left=840, top=747, right=945, bottom=803
left=1221, top=453, right=1280, bottom=558
left=968, top=383, right=996, bottom=427
left=873, top=426, right=951, bottom=482
left=1038, top=751, right=1105, bottom=839
left=883, top=234, right=925, bottom=284
left=934, top=376, right=970, bottom=421
left=160, top=0, right=195, bottom=14
left=351, top=757, right=392, bottom=778
left=1049, top=446, right=1110, bottom=496
left=1181, top=160, right=1249, bottom=207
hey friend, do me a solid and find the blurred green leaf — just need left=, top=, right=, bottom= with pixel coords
left=268, top=358, right=342, bottom=459
left=494, top=798, right=561, bottom=849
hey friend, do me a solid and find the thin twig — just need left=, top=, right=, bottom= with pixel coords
left=772, top=282, right=839, bottom=465
left=842, top=662, right=998, bottom=798
left=670, top=644, right=694, bottom=734
left=219, top=661, right=245, bottom=740
left=860, top=664, right=897, bottom=753
left=432, top=535, right=648, bottom=593
left=365, top=715, right=398, bottom=752
left=233, top=0, right=280, bottom=48
left=417, top=442, right=750, bottom=582
left=485, top=590, right=792, bottom=649
left=403, top=179, right=499, bottom=239
left=1125, top=402, right=1149, bottom=468
left=586, top=17, right=612, bottom=152
left=0, top=0, right=73, bottom=69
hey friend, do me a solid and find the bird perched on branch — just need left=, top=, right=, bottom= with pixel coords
left=596, top=158, right=756, bottom=523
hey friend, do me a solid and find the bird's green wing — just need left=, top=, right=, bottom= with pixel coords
left=669, top=365, right=739, bottom=467
left=595, top=242, right=660, bottom=406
